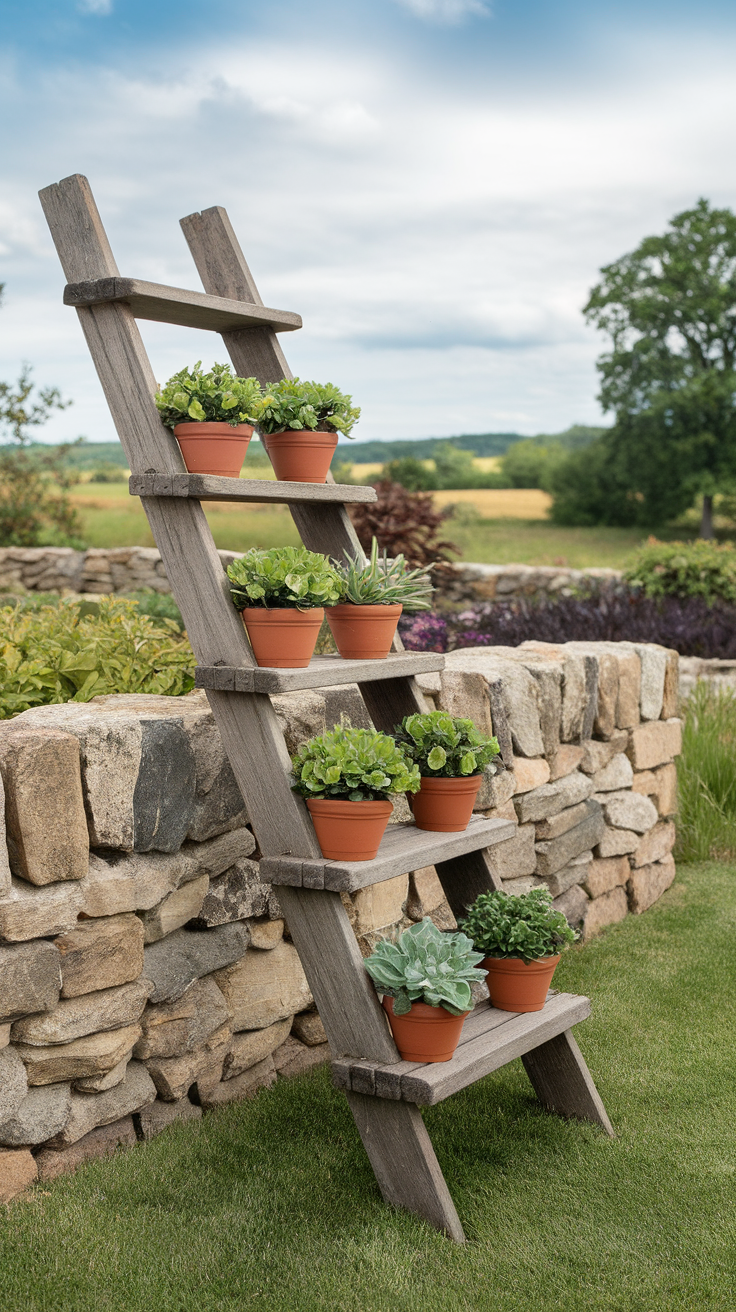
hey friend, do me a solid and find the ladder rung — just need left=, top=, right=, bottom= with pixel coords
left=332, top=992, right=591, bottom=1105
left=260, top=815, right=515, bottom=893
left=64, top=277, right=302, bottom=334
left=129, top=473, right=377, bottom=505
left=195, top=652, right=445, bottom=694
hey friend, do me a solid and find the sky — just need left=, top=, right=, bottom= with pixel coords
left=1, top=0, right=736, bottom=447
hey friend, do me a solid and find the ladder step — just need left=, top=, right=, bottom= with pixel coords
left=195, top=652, right=445, bottom=694
left=64, top=277, right=301, bottom=334
left=260, top=815, right=515, bottom=893
left=129, top=472, right=376, bottom=505
left=332, top=992, right=591, bottom=1105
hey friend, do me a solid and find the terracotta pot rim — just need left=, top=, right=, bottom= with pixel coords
left=417, top=773, right=483, bottom=783
left=239, top=606, right=324, bottom=618
left=263, top=429, right=338, bottom=440
left=306, top=797, right=393, bottom=813
left=328, top=602, right=403, bottom=615
left=482, top=953, right=561, bottom=966
left=382, top=997, right=469, bottom=1020
left=173, top=421, right=254, bottom=435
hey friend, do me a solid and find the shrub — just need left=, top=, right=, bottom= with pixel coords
left=338, top=538, right=433, bottom=609
left=460, top=888, right=578, bottom=964
left=291, top=722, right=420, bottom=801
left=155, top=362, right=262, bottom=428
left=350, top=480, right=458, bottom=572
left=499, top=440, right=564, bottom=489
left=89, top=464, right=126, bottom=483
left=125, top=589, right=184, bottom=631
left=676, top=682, right=736, bottom=862
left=392, top=711, right=499, bottom=777
left=382, top=457, right=438, bottom=491
left=364, top=918, right=486, bottom=1015
left=624, top=538, right=736, bottom=605
left=0, top=597, right=194, bottom=718
left=254, top=379, right=360, bottom=438
left=227, top=546, right=343, bottom=611
left=397, top=611, right=448, bottom=652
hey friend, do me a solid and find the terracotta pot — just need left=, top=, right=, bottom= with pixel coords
left=240, top=607, right=323, bottom=668
left=382, top=996, right=469, bottom=1063
left=262, top=430, right=338, bottom=483
left=409, top=774, right=482, bottom=832
left=326, top=603, right=402, bottom=660
left=173, top=422, right=253, bottom=477
left=306, top=797, right=393, bottom=861
left=482, top=954, right=561, bottom=1013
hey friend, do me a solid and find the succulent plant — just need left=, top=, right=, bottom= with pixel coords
left=392, top=711, right=499, bottom=778
left=227, top=546, right=343, bottom=611
left=156, top=362, right=262, bottom=428
left=337, top=538, right=433, bottom=611
left=461, top=888, right=578, bottom=965
left=364, top=918, right=487, bottom=1015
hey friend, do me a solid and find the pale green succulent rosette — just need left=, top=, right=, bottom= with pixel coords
left=365, top=918, right=487, bottom=1016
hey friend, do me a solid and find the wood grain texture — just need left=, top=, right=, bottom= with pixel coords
left=63, top=278, right=301, bottom=333
left=346, top=1091, right=465, bottom=1242
left=260, top=816, right=516, bottom=892
left=434, top=846, right=504, bottom=922
left=194, top=651, right=445, bottom=694
left=521, top=1028, right=614, bottom=1136
left=129, top=472, right=376, bottom=505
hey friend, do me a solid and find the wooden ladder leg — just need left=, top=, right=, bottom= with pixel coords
left=346, top=1091, right=465, bottom=1242
left=521, top=1029, right=614, bottom=1136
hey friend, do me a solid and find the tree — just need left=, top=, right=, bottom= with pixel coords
left=581, top=198, right=736, bottom=537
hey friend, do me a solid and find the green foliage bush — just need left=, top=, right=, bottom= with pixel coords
left=676, top=682, right=736, bottom=862
left=227, top=546, right=343, bottom=611
left=461, top=887, right=578, bottom=964
left=291, top=722, right=420, bottom=801
left=364, top=918, right=486, bottom=1015
left=499, top=440, right=564, bottom=489
left=254, top=379, right=360, bottom=438
left=155, top=362, right=262, bottom=428
left=338, top=538, right=433, bottom=609
left=623, top=538, right=736, bottom=604
left=89, top=464, right=126, bottom=483
left=0, top=597, right=194, bottom=719
left=392, top=711, right=499, bottom=777
left=382, top=456, right=438, bottom=491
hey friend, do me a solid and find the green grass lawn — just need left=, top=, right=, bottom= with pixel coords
left=2, top=860, right=734, bottom=1312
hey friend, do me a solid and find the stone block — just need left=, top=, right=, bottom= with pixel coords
left=579, top=733, right=629, bottom=775
left=583, top=855, right=629, bottom=899
left=44, top=1061, right=156, bottom=1147
left=138, top=874, right=209, bottom=944
left=535, top=801, right=605, bottom=878
left=406, top=866, right=447, bottom=919
left=348, top=875, right=408, bottom=935
left=514, top=771, right=594, bottom=824
left=271, top=690, right=328, bottom=756
left=443, top=651, right=544, bottom=757
left=143, top=922, right=250, bottom=1005
left=36, top=1115, right=137, bottom=1180
left=591, top=753, right=634, bottom=793
left=597, top=790, right=658, bottom=834
left=611, top=649, right=641, bottom=728
left=480, top=799, right=518, bottom=823
left=291, top=1010, right=327, bottom=1047
left=596, top=826, right=639, bottom=857
left=548, top=746, right=584, bottom=782
left=486, top=678, right=513, bottom=767
left=0, top=878, right=83, bottom=942
left=17, top=1023, right=141, bottom=1086
left=593, top=651, right=620, bottom=738
left=651, top=763, right=678, bottom=817
left=0, top=1047, right=28, bottom=1120
left=545, top=850, right=592, bottom=899
left=196, top=1055, right=276, bottom=1109
left=74, top=1055, right=131, bottom=1092
left=0, top=1148, right=37, bottom=1201
left=437, top=670, right=493, bottom=735
left=523, top=661, right=563, bottom=760
left=214, top=940, right=312, bottom=1032
left=662, top=649, right=680, bottom=718
left=222, top=1016, right=293, bottom=1079
left=512, top=759, right=550, bottom=793
left=500, top=875, right=547, bottom=895
left=0, top=726, right=88, bottom=886
left=0, top=1082, right=71, bottom=1147
left=185, top=709, right=247, bottom=842
left=628, top=854, right=676, bottom=914
left=474, top=767, right=515, bottom=811
left=0, top=774, right=9, bottom=899
left=132, top=719, right=197, bottom=852
left=247, top=918, right=284, bottom=950
left=484, top=825, right=536, bottom=881
left=583, top=886, right=628, bottom=938
left=135, top=1096, right=202, bottom=1141
left=133, top=976, right=230, bottom=1060
left=80, top=828, right=254, bottom=918
left=11, top=978, right=151, bottom=1046
left=552, top=883, right=589, bottom=927
left=56, top=913, right=144, bottom=998
left=560, top=653, right=595, bottom=744
left=273, top=1035, right=330, bottom=1080
left=627, top=719, right=682, bottom=771
left=631, top=821, right=676, bottom=869
left=0, top=1025, right=9, bottom=1049
left=144, top=1024, right=230, bottom=1101
left=188, top=858, right=269, bottom=928
left=0, top=941, right=61, bottom=1023
left=635, top=645, right=667, bottom=721
left=535, top=800, right=590, bottom=842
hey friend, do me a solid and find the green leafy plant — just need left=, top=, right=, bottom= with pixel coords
left=364, top=917, right=486, bottom=1015
left=624, top=538, right=736, bottom=605
left=393, top=711, right=499, bottom=777
left=155, top=362, right=262, bottom=428
left=254, top=379, right=360, bottom=438
left=291, top=722, right=420, bottom=802
left=0, top=597, right=194, bottom=718
left=461, top=888, right=578, bottom=964
left=227, top=546, right=343, bottom=611
left=338, top=538, right=433, bottom=610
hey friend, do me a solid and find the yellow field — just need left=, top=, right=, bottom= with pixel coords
left=433, top=488, right=552, bottom=519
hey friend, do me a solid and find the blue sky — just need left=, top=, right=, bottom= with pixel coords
left=2, top=0, right=736, bottom=445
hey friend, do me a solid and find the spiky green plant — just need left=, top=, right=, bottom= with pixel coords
left=227, top=546, right=343, bottom=611
left=155, top=362, right=262, bottom=428
left=461, top=888, right=578, bottom=965
left=364, top=918, right=487, bottom=1015
left=676, top=681, right=736, bottom=861
left=291, top=722, right=420, bottom=802
left=337, top=537, right=433, bottom=611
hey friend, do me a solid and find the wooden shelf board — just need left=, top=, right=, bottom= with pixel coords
left=260, top=815, right=516, bottom=893
left=64, top=277, right=302, bottom=333
left=332, top=992, right=591, bottom=1105
left=129, top=472, right=377, bottom=505
left=195, top=651, right=446, bottom=694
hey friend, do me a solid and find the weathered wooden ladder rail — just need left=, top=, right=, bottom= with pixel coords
left=39, top=174, right=613, bottom=1243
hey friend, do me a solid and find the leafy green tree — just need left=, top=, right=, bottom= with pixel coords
left=382, top=456, right=438, bottom=491
left=499, top=439, right=564, bottom=489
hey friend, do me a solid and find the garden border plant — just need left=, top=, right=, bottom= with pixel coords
left=227, top=546, right=343, bottom=669
left=392, top=711, right=500, bottom=833
left=155, top=361, right=262, bottom=478
left=461, top=887, right=578, bottom=1013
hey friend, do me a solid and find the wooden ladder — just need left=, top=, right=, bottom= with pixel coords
left=40, top=175, right=614, bottom=1243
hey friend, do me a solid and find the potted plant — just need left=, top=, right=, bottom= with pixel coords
left=461, top=888, right=578, bottom=1013
left=291, top=722, right=420, bottom=860
left=254, top=378, right=360, bottom=483
left=364, top=918, right=487, bottom=1062
left=156, top=362, right=262, bottom=477
left=227, top=546, right=343, bottom=668
left=326, top=538, right=434, bottom=660
left=392, top=711, right=500, bottom=833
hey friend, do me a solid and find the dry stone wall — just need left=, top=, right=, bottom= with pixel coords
left=0, top=642, right=681, bottom=1203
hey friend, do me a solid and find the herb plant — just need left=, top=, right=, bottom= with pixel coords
left=291, top=723, right=420, bottom=802
left=254, top=379, right=360, bottom=438
left=364, top=918, right=487, bottom=1015
left=338, top=537, right=433, bottom=610
left=227, top=546, right=343, bottom=611
left=393, top=711, right=499, bottom=777
left=156, top=362, right=262, bottom=428
left=461, top=888, right=578, bottom=965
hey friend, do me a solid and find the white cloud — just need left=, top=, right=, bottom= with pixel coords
left=77, top=0, right=113, bottom=14
left=394, top=0, right=490, bottom=22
